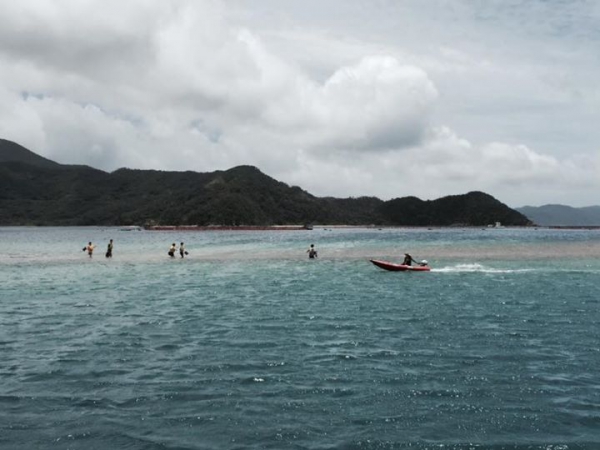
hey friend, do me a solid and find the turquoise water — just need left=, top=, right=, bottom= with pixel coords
left=1, top=227, right=600, bottom=449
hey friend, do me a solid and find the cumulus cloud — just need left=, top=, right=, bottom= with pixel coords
left=0, top=0, right=598, bottom=207
left=257, top=56, right=437, bottom=153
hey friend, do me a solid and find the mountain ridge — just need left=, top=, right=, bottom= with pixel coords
left=0, top=138, right=64, bottom=169
left=0, top=138, right=532, bottom=227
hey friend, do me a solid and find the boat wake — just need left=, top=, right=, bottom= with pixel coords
left=433, top=263, right=535, bottom=274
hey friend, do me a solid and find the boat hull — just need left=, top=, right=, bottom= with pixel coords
left=370, top=259, right=431, bottom=272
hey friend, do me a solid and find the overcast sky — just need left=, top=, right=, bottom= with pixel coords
left=1, top=0, right=599, bottom=207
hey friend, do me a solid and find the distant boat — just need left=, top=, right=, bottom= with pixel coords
left=120, top=226, right=142, bottom=231
left=370, top=259, right=431, bottom=272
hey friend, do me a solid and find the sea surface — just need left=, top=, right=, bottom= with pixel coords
left=1, top=226, right=599, bottom=450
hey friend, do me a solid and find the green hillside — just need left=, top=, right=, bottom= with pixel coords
left=0, top=139, right=532, bottom=227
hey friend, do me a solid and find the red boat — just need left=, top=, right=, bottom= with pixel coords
left=370, top=259, right=431, bottom=272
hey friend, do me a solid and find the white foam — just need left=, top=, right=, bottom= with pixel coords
left=433, top=263, right=534, bottom=273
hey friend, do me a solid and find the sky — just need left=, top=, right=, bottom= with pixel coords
left=0, top=0, right=599, bottom=207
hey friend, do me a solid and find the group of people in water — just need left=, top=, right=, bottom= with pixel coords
left=84, top=240, right=313, bottom=259
left=83, top=240, right=189, bottom=259
left=83, top=240, right=317, bottom=260
left=83, top=239, right=112, bottom=258
left=168, top=242, right=188, bottom=258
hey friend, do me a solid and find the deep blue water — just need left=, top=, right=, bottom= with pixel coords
left=1, top=227, right=600, bottom=449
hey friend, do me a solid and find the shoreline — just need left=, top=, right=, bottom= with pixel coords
left=2, top=224, right=599, bottom=231
left=144, top=224, right=600, bottom=231
left=145, top=225, right=312, bottom=231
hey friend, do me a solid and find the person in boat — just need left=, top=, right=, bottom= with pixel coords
left=83, top=242, right=96, bottom=257
left=168, top=243, right=176, bottom=257
left=402, top=253, right=414, bottom=266
left=403, top=253, right=428, bottom=267
left=307, top=244, right=318, bottom=259
left=105, top=239, right=113, bottom=258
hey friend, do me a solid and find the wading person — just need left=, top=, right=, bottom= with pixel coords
left=105, top=239, right=113, bottom=258
left=83, top=242, right=96, bottom=258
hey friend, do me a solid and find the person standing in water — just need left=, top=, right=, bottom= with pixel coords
left=168, top=243, right=176, bottom=258
left=179, top=242, right=186, bottom=258
left=105, top=239, right=113, bottom=258
left=307, top=244, right=318, bottom=259
left=83, top=242, right=96, bottom=258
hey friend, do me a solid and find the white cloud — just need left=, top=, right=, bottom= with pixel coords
left=283, top=126, right=600, bottom=206
left=0, top=0, right=599, bottom=207
left=257, top=56, right=437, bottom=153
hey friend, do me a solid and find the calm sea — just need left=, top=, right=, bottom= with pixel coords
left=1, top=227, right=599, bottom=449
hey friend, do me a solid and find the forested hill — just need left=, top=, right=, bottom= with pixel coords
left=0, top=139, right=532, bottom=227
left=0, top=138, right=63, bottom=169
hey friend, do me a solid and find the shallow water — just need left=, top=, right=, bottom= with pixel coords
left=1, top=227, right=600, bottom=449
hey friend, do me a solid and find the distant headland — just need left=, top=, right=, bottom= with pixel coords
left=0, top=138, right=532, bottom=227
left=516, top=204, right=600, bottom=227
